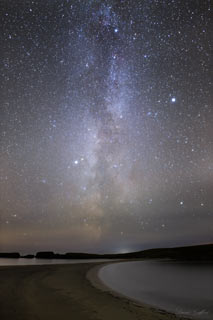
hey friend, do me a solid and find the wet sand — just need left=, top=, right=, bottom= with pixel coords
left=0, top=262, right=189, bottom=320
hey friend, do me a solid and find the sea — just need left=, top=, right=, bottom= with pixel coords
left=99, top=260, right=213, bottom=320
left=0, top=258, right=111, bottom=266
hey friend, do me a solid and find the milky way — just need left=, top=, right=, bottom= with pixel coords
left=0, top=1, right=212, bottom=253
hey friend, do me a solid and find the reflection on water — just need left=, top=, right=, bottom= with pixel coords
left=99, top=260, right=213, bottom=320
left=0, top=258, right=111, bottom=266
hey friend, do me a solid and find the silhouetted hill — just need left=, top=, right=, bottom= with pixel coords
left=35, top=244, right=213, bottom=261
left=36, top=252, right=55, bottom=259
left=1, top=244, right=213, bottom=261
left=115, top=244, right=213, bottom=261
left=0, top=252, right=20, bottom=258
left=35, top=251, right=102, bottom=259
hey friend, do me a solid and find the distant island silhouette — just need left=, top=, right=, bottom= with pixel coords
left=0, top=244, right=213, bottom=261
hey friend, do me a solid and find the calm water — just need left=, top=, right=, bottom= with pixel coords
left=99, top=260, right=213, bottom=320
left=0, top=258, right=111, bottom=266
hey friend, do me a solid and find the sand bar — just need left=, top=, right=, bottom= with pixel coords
left=0, top=262, right=190, bottom=320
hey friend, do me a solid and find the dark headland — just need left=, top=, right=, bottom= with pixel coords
left=1, top=243, right=213, bottom=261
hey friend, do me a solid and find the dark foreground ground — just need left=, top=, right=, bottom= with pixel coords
left=0, top=262, right=189, bottom=320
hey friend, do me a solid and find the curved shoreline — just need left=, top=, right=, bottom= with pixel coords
left=0, top=261, right=191, bottom=320
left=87, top=261, right=191, bottom=320
left=87, top=261, right=145, bottom=304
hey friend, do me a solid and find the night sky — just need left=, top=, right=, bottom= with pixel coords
left=0, top=0, right=212, bottom=254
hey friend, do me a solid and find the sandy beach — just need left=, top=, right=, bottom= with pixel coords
left=0, top=262, right=189, bottom=320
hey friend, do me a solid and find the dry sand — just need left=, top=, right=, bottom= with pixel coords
left=0, top=262, right=189, bottom=320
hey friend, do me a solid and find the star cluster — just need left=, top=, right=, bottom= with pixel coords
left=0, top=0, right=212, bottom=253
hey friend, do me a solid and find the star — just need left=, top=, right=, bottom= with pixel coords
left=0, top=0, right=211, bottom=254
